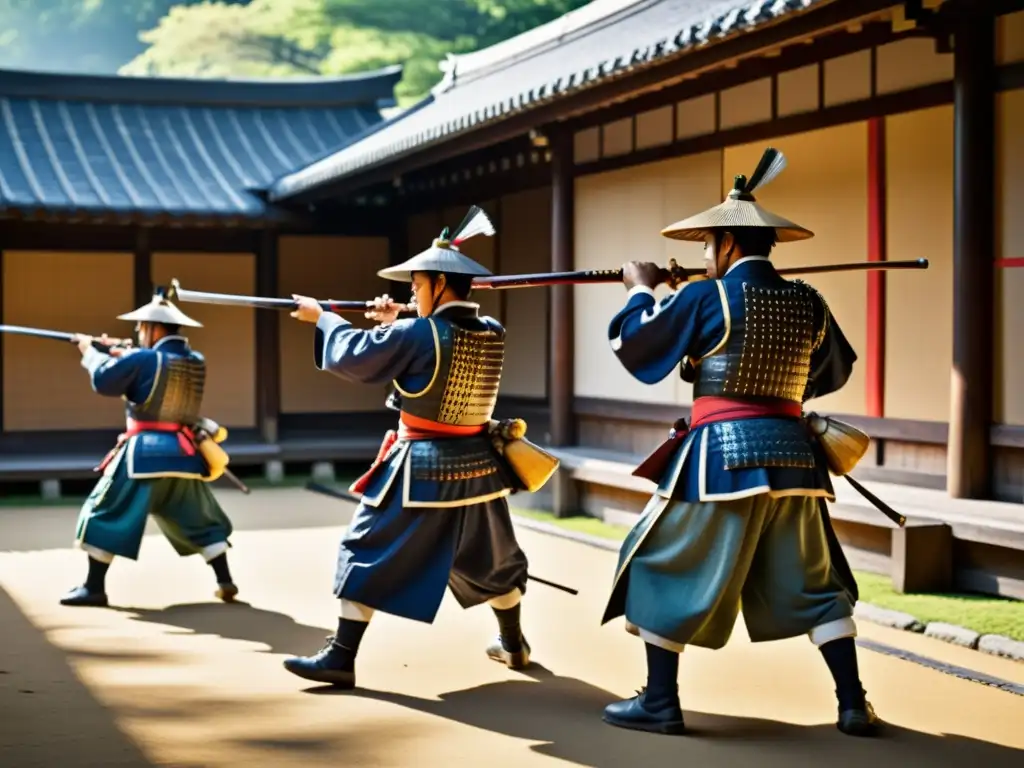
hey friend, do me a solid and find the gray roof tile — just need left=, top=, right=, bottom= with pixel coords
left=0, top=66, right=401, bottom=221
left=270, top=0, right=823, bottom=201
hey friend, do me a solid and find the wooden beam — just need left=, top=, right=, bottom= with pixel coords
left=133, top=228, right=152, bottom=306
left=577, top=80, right=953, bottom=178
left=0, top=222, right=267, bottom=253
left=388, top=209, right=408, bottom=267
left=549, top=129, right=575, bottom=450
left=948, top=7, right=995, bottom=499
left=866, top=117, right=887, bottom=418
left=573, top=394, right=1024, bottom=450
left=494, top=197, right=508, bottom=326
left=562, top=22, right=917, bottom=134
left=0, top=248, right=4, bottom=433
left=255, top=230, right=281, bottom=444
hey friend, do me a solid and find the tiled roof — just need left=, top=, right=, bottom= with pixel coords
left=270, top=0, right=829, bottom=201
left=0, top=66, right=402, bottom=222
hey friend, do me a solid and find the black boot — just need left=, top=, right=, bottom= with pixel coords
left=60, top=557, right=110, bottom=607
left=819, top=637, right=880, bottom=737
left=283, top=618, right=368, bottom=688
left=603, top=642, right=686, bottom=735
left=485, top=602, right=532, bottom=670
left=208, top=553, right=238, bottom=602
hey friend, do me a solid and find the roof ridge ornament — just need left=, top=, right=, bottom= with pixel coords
left=433, top=53, right=459, bottom=95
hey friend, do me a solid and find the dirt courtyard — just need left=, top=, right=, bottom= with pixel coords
left=1, top=487, right=1022, bottom=767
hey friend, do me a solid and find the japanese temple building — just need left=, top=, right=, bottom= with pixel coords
left=2, top=0, right=1023, bottom=593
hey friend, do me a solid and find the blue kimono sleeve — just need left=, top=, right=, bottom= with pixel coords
left=608, top=281, right=724, bottom=385
left=313, top=313, right=433, bottom=385
left=80, top=346, right=147, bottom=398
left=804, top=289, right=858, bottom=401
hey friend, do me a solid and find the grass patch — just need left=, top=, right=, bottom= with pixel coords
left=512, top=507, right=630, bottom=541
left=0, top=493, right=87, bottom=509
left=511, top=507, right=1024, bottom=642
left=853, top=572, right=1024, bottom=641
left=226, top=474, right=319, bottom=492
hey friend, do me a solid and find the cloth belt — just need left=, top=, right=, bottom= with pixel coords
left=632, top=396, right=802, bottom=483
left=349, top=411, right=488, bottom=495
left=95, top=418, right=195, bottom=473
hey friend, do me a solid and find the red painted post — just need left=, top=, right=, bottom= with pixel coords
left=866, top=117, right=886, bottom=418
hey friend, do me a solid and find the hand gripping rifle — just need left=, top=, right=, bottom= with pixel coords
left=170, top=258, right=929, bottom=315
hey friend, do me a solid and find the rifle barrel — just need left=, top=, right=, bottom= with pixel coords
left=174, top=288, right=367, bottom=313
left=170, top=258, right=929, bottom=314
left=472, top=258, right=929, bottom=289
left=0, top=324, right=131, bottom=348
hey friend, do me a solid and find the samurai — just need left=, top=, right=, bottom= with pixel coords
left=283, top=206, right=558, bottom=689
left=600, top=148, right=880, bottom=738
left=60, top=287, right=238, bottom=608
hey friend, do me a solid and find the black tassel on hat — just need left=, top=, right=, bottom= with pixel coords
left=731, top=147, right=788, bottom=200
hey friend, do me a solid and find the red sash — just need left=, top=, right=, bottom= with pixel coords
left=94, top=418, right=195, bottom=473
left=631, top=396, right=802, bottom=483
left=349, top=412, right=487, bottom=495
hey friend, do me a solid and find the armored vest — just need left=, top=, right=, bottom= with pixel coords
left=127, top=349, right=206, bottom=425
left=397, top=315, right=504, bottom=427
left=693, top=280, right=822, bottom=403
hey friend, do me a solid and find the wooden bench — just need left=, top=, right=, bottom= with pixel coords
left=0, top=431, right=281, bottom=499
left=537, top=446, right=1024, bottom=599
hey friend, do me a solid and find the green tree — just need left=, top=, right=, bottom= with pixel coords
left=123, top=0, right=591, bottom=104
left=0, top=1, right=594, bottom=106
left=0, top=0, right=247, bottom=73
left=321, top=0, right=590, bottom=45
left=122, top=0, right=331, bottom=78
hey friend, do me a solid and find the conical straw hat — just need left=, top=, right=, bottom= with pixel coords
left=117, top=284, right=203, bottom=327
left=661, top=148, right=813, bottom=243
left=378, top=205, right=495, bottom=283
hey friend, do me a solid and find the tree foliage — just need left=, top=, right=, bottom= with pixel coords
left=0, top=0, right=247, bottom=74
left=0, top=0, right=592, bottom=104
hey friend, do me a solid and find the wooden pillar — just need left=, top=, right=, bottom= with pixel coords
left=549, top=130, right=577, bottom=517
left=0, top=248, right=4, bottom=433
left=134, top=228, right=152, bottom=306
left=388, top=209, right=408, bottom=267
left=255, top=229, right=280, bottom=445
left=494, top=197, right=507, bottom=326
left=549, top=129, right=575, bottom=448
left=948, top=8, right=995, bottom=499
left=866, top=118, right=887, bottom=420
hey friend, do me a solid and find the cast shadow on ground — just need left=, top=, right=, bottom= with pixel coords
left=305, top=665, right=1022, bottom=768
left=112, top=601, right=330, bottom=656
left=0, top=585, right=156, bottom=767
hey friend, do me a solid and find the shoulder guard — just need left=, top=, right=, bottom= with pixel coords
left=791, top=279, right=831, bottom=353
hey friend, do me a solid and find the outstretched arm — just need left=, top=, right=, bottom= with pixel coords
left=314, top=313, right=429, bottom=385
left=80, top=345, right=145, bottom=397
left=609, top=278, right=724, bottom=385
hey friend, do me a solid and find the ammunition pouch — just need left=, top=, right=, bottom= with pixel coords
left=806, top=413, right=869, bottom=476
left=197, top=417, right=228, bottom=444
left=193, top=418, right=230, bottom=482
left=488, top=418, right=560, bottom=493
